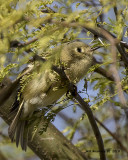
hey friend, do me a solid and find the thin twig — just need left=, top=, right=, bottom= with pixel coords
left=95, top=67, right=115, bottom=81
left=120, top=41, right=128, bottom=49
left=10, top=38, right=38, bottom=48
left=113, top=6, right=118, bottom=21
left=95, top=117, right=128, bottom=154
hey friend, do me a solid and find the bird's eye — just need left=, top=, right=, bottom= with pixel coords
left=77, top=47, right=82, bottom=53
left=75, top=47, right=84, bottom=53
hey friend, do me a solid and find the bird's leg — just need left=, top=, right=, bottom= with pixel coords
left=66, top=84, right=77, bottom=99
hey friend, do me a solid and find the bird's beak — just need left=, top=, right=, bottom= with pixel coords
left=90, top=46, right=102, bottom=51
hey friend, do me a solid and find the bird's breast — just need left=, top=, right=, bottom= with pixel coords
left=65, top=58, right=93, bottom=83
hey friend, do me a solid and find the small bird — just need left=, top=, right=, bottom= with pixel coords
left=8, top=41, right=94, bottom=151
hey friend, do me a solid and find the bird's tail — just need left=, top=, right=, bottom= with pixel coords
left=8, top=100, right=28, bottom=151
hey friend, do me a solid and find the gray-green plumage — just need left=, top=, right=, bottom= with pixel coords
left=8, top=41, right=93, bottom=150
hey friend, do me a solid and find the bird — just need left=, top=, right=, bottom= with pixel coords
left=8, top=41, right=94, bottom=151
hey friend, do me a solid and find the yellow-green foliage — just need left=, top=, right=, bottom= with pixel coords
left=0, top=63, right=18, bottom=82
left=0, top=0, right=128, bottom=160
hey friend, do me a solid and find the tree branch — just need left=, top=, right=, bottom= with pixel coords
left=74, top=93, right=106, bottom=160
left=0, top=79, right=87, bottom=160
left=50, top=66, right=106, bottom=160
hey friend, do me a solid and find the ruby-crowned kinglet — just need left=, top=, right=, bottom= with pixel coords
left=8, top=41, right=94, bottom=151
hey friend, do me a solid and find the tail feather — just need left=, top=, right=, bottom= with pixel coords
left=8, top=100, right=29, bottom=151
left=16, top=122, right=22, bottom=147
left=8, top=100, right=24, bottom=141
left=20, top=121, right=28, bottom=151
left=20, top=121, right=25, bottom=149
